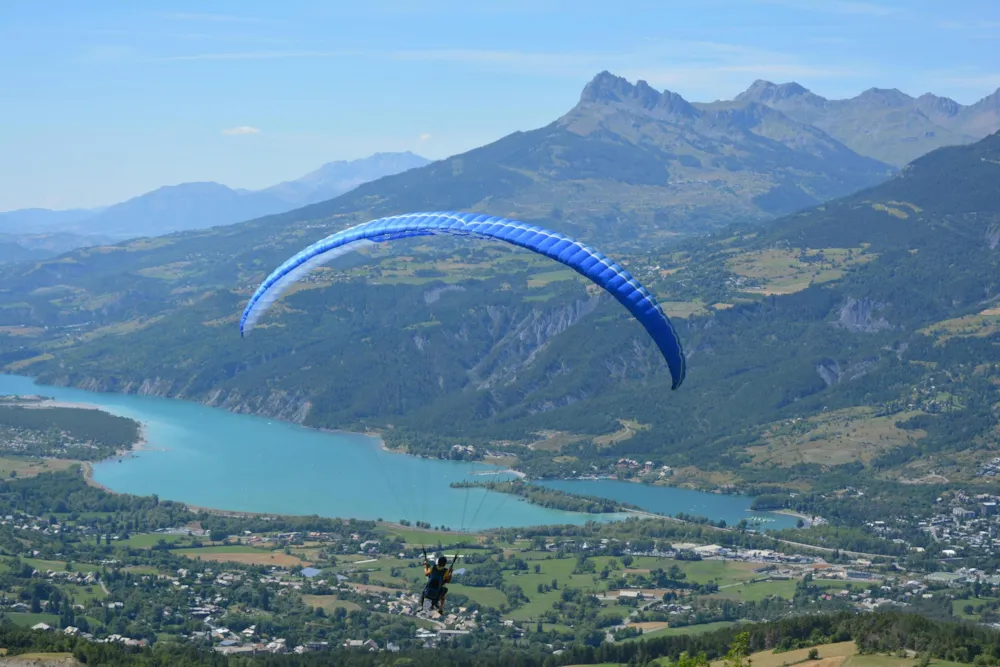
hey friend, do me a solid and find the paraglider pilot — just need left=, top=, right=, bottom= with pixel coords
left=422, top=553, right=453, bottom=615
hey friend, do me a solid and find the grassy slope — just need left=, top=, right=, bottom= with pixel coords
left=0, top=125, right=994, bottom=492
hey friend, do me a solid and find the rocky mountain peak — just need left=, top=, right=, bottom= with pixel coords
left=969, top=88, right=1000, bottom=111
left=577, top=71, right=698, bottom=119
left=916, top=92, right=962, bottom=117
left=853, top=87, right=915, bottom=108
left=736, top=80, right=813, bottom=103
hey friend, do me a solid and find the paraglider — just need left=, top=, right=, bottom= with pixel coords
left=240, top=211, right=687, bottom=390
left=421, top=550, right=454, bottom=615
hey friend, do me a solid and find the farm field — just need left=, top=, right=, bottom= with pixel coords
left=0, top=457, right=77, bottom=479
left=21, top=558, right=96, bottom=574
left=116, top=533, right=190, bottom=549
left=5, top=612, right=60, bottom=628
left=711, top=578, right=799, bottom=602
left=175, top=545, right=309, bottom=567
left=726, top=246, right=875, bottom=296
left=624, top=620, right=738, bottom=643
left=301, top=595, right=361, bottom=613
left=751, top=407, right=926, bottom=468
left=375, top=523, right=478, bottom=548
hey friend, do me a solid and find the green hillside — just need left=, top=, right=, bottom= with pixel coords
left=0, top=119, right=995, bottom=494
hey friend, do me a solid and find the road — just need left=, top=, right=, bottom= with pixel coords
left=623, top=508, right=893, bottom=561
left=773, top=538, right=890, bottom=561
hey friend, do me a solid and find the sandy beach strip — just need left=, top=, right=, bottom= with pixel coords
left=0, top=396, right=102, bottom=411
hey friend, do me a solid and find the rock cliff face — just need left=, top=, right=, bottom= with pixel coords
left=468, top=296, right=601, bottom=390
left=37, top=296, right=615, bottom=429
left=204, top=389, right=313, bottom=423
left=837, top=297, right=893, bottom=333
left=815, top=359, right=842, bottom=387
left=988, top=223, right=1000, bottom=251
left=43, top=375, right=315, bottom=425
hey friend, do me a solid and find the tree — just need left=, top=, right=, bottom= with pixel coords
left=724, top=632, right=753, bottom=667
left=808, top=648, right=820, bottom=660
left=676, top=651, right=710, bottom=667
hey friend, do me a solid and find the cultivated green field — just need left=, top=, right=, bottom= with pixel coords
left=116, top=533, right=190, bottom=549
left=21, top=558, right=96, bottom=574
left=5, top=612, right=60, bottom=628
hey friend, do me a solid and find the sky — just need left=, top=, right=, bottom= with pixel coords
left=2, top=0, right=999, bottom=211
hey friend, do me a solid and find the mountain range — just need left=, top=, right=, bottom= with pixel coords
left=0, top=151, right=431, bottom=258
left=3, top=73, right=998, bottom=264
left=235, top=72, right=1000, bottom=247
left=730, top=80, right=1000, bottom=166
left=0, top=71, right=996, bottom=497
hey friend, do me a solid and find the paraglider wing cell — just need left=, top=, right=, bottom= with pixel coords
left=240, top=211, right=687, bottom=389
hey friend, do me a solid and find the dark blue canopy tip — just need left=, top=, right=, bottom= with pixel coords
left=241, top=211, right=687, bottom=391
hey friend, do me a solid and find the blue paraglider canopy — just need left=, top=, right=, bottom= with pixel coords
left=240, top=211, right=687, bottom=390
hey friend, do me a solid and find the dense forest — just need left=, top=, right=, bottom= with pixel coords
left=0, top=403, right=140, bottom=460
left=0, top=610, right=997, bottom=666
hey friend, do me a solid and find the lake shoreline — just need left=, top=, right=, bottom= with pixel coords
left=81, top=462, right=493, bottom=533
left=0, top=393, right=155, bottom=495
left=82, top=421, right=153, bottom=493
left=773, top=509, right=818, bottom=525
left=11, top=377, right=660, bottom=489
left=5, top=375, right=783, bottom=530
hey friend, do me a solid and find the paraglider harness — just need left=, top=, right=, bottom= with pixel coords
left=421, top=548, right=456, bottom=611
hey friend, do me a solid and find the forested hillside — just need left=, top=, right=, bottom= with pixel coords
left=0, top=122, right=996, bottom=494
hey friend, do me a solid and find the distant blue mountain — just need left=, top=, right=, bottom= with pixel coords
left=261, top=151, right=432, bottom=207
left=0, top=207, right=101, bottom=229
left=72, top=182, right=291, bottom=239
left=0, top=151, right=432, bottom=247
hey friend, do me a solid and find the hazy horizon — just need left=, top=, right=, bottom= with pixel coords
left=2, top=0, right=998, bottom=210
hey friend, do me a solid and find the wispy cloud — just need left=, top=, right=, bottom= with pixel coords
left=160, top=41, right=868, bottom=100
left=930, top=73, right=1000, bottom=92
left=156, top=43, right=729, bottom=76
left=418, top=133, right=432, bottom=142
left=157, top=12, right=264, bottom=24
left=753, top=0, right=899, bottom=16
left=387, top=48, right=606, bottom=78
left=619, top=41, right=864, bottom=95
left=323, top=0, right=563, bottom=17
left=619, top=63, right=860, bottom=100
left=160, top=50, right=361, bottom=62
left=937, top=19, right=1000, bottom=30
left=81, top=44, right=137, bottom=64
left=935, top=19, right=1000, bottom=39
left=222, top=126, right=261, bottom=136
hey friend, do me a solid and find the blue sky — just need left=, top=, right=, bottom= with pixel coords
left=2, top=0, right=998, bottom=211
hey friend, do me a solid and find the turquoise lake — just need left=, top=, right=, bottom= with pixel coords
left=0, top=374, right=792, bottom=531
left=536, top=479, right=796, bottom=530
